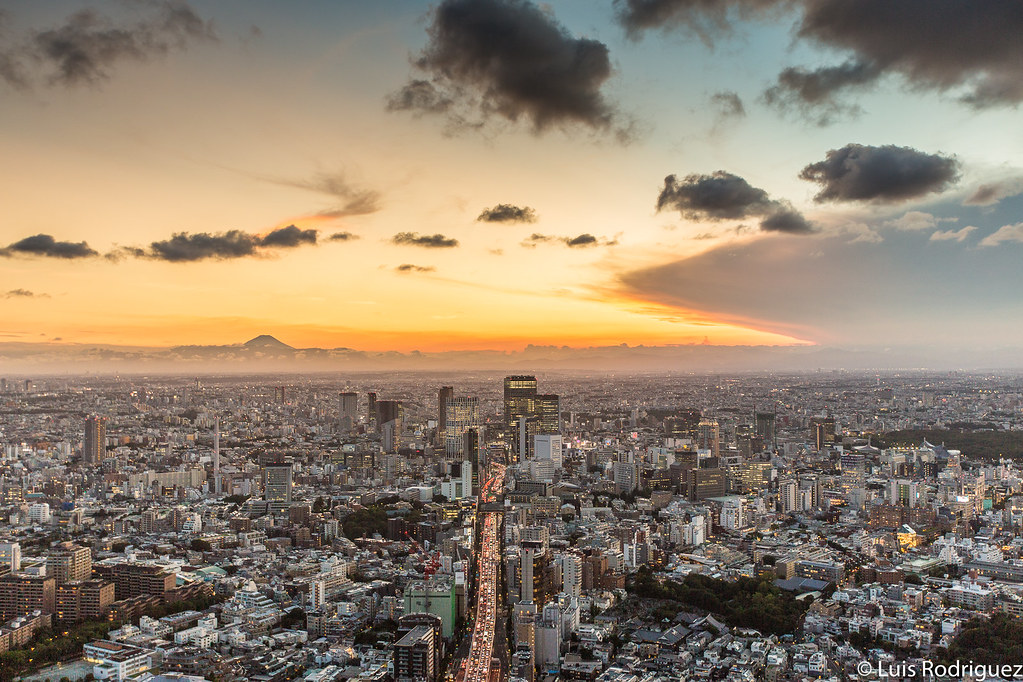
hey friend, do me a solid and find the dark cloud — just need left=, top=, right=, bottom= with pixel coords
left=521, top=233, right=616, bottom=248
left=964, top=179, right=1023, bottom=207
left=3, top=288, right=47, bottom=299
left=657, top=171, right=814, bottom=234
left=762, top=60, right=881, bottom=124
left=328, top=231, right=358, bottom=242
left=796, top=0, right=1023, bottom=108
left=614, top=0, right=789, bottom=42
left=145, top=226, right=319, bottom=262
left=710, top=91, right=746, bottom=120
left=799, top=144, right=960, bottom=203
left=0, top=234, right=98, bottom=259
left=657, top=171, right=775, bottom=220
left=759, top=208, right=814, bottom=234
left=392, top=232, right=459, bottom=248
left=4, top=1, right=216, bottom=88
left=148, top=230, right=257, bottom=262
left=390, top=0, right=624, bottom=135
left=257, top=225, right=317, bottom=248
left=395, top=264, right=436, bottom=273
left=477, top=204, right=538, bottom=223
left=386, top=79, right=453, bottom=114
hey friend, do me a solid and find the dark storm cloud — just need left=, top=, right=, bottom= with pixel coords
left=0, top=234, right=98, bottom=259
left=762, top=60, right=882, bottom=124
left=257, top=225, right=317, bottom=248
left=614, top=0, right=789, bottom=42
left=328, top=231, right=358, bottom=242
left=657, top=171, right=814, bottom=234
left=2, top=1, right=216, bottom=88
left=146, top=225, right=319, bottom=262
left=391, top=232, right=459, bottom=248
left=521, top=233, right=616, bottom=248
left=390, top=0, right=623, bottom=135
left=796, top=0, right=1023, bottom=108
left=799, top=144, right=960, bottom=203
left=477, top=204, right=538, bottom=223
left=395, top=264, right=436, bottom=273
left=710, top=91, right=745, bottom=120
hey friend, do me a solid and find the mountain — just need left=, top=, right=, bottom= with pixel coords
left=243, top=335, right=295, bottom=351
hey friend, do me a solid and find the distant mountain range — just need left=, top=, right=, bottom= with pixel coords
left=1, top=335, right=1023, bottom=374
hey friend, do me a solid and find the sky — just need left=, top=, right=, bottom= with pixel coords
left=2, top=0, right=1023, bottom=355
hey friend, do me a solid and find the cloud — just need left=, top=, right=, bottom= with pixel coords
left=762, top=60, right=881, bottom=125
left=477, top=204, right=538, bottom=223
left=884, top=211, right=937, bottom=231
left=979, top=223, right=1023, bottom=247
left=614, top=0, right=789, bottom=43
left=389, top=0, right=624, bottom=135
left=710, top=91, right=746, bottom=120
left=964, top=178, right=1023, bottom=206
left=328, top=231, right=358, bottom=242
left=656, top=171, right=814, bottom=233
left=796, top=0, right=1023, bottom=108
left=145, top=225, right=319, bottom=262
left=395, top=264, right=436, bottom=273
left=759, top=209, right=814, bottom=234
left=930, top=226, right=976, bottom=243
left=521, top=233, right=616, bottom=247
left=392, top=232, right=459, bottom=248
left=799, top=144, right=960, bottom=203
left=276, top=171, right=381, bottom=218
left=3, top=288, right=48, bottom=299
left=2, top=1, right=215, bottom=89
left=0, top=234, right=98, bottom=259
left=257, top=225, right=317, bottom=248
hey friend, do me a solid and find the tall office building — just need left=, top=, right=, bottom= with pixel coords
left=755, top=412, right=776, bottom=450
left=84, top=415, right=107, bottom=465
left=697, top=419, right=720, bottom=458
left=444, top=396, right=480, bottom=457
left=262, top=460, right=293, bottom=504
left=437, top=386, right=454, bottom=442
left=367, top=392, right=378, bottom=428
left=504, top=375, right=537, bottom=428
left=811, top=417, right=836, bottom=451
left=376, top=400, right=403, bottom=452
left=535, top=394, right=561, bottom=434
left=534, top=434, right=563, bottom=467
left=339, top=392, right=358, bottom=432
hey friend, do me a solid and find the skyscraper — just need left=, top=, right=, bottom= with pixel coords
left=339, top=392, right=358, bottom=432
left=535, top=393, right=561, bottom=434
left=755, top=412, right=776, bottom=450
left=444, top=396, right=480, bottom=457
left=504, top=375, right=537, bottom=428
left=437, top=386, right=454, bottom=446
left=84, top=416, right=106, bottom=465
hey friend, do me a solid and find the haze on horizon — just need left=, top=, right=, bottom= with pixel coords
left=2, top=0, right=1023, bottom=361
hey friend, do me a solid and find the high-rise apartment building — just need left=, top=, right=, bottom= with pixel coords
left=84, top=415, right=107, bottom=465
left=48, top=542, right=92, bottom=584
left=262, top=461, right=294, bottom=504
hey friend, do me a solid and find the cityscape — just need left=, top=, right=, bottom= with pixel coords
left=4, top=1, right=1023, bottom=681
left=1, top=369, right=1023, bottom=681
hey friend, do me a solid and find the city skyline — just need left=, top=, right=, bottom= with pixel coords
left=3, top=1, right=1023, bottom=359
